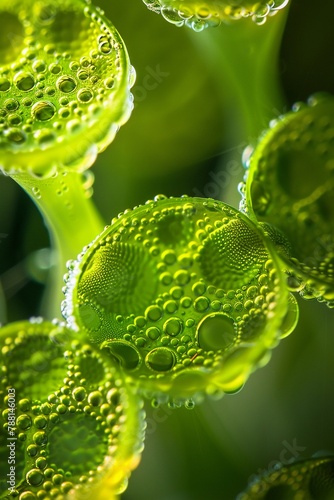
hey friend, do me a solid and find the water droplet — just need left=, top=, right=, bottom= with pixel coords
left=32, top=101, right=56, bottom=121
left=163, top=318, right=183, bottom=336
left=4, top=98, right=19, bottom=111
left=6, top=128, right=26, bottom=144
left=77, top=89, right=93, bottom=103
left=146, top=326, right=161, bottom=340
left=279, top=293, right=299, bottom=339
left=17, top=414, right=32, bottom=430
left=0, top=77, right=10, bottom=92
left=57, top=75, right=77, bottom=93
left=145, top=305, right=163, bottom=322
left=87, top=390, right=103, bottom=406
left=145, top=347, right=176, bottom=372
left=14, top=72, right=35, bottom=91
left=26, top=468, right=44, bottom=486
left=72, top=386, right=87, bottom=402
left=197, top=313, right=236, bottom=351
left=101, top=340, right=141, bottom=370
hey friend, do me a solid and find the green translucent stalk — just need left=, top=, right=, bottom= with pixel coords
left=189, top=7, right=290, bottom=205
left=11, top=171, right=104, bottom=319
left=0, top=0, right=134, bottom=317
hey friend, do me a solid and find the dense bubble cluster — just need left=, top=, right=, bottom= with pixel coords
left=242, top=94, right=334, bottom=307
left=142, top=0, right=289, bottom=30
left=0, top=0, right=133, bottom=177
left=237, top=453, right=334, bottom=499
left=0, top=320, right=145, bottom=498
left=63, top=195, right=296, bottom=404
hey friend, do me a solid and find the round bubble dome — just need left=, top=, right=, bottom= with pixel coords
left=142, top=0, right=289, bottom=30
left=0, top=0, right=134, bottom=177
left=0, top=320, right=145, bottom=499
left=243, top=94, right=334, bottom=307
left=62, top=195, right=298, bottom=405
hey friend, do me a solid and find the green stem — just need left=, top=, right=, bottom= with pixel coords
left=190, top=8, right=290, bottom=205
left=11, top=170, right=104, bottom=320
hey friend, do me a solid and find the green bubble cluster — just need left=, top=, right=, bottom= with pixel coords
left=0, top=0, right=133, bottom=177
left=0, top=320, right=145, bottom=499
left=142, top=0, right=289, bottom=30
left=243, top=94, right=334, bottom=307
left=63, top=195, right=297, bottom=404
left=237, top=453, right=334, bottom=499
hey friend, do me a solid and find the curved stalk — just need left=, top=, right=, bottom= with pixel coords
left=11, top=171, right=104, bottom=319
left=189, top=7, right=290, bottom=205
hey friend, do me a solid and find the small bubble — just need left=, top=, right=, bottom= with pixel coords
left=6, top=128, right=26, bottom=144
left=163, top=318, right=183, bottom=336
left=14, top=72, right=35, bottom=91
left=32, top=101, right=56, bottom=121
left=87, top=390, right=103, bottom=406
left=17, top=414, right=32, bottom=430
left=0, top=77, right=10, bottom=92
left=197, top=313, right=236, bottom=351
left=145, top=305, right=163, bottom=322
left=26, top=468, right=44, bottom=486
left=32, top=60, right=46, bottom=73
left=104, top=77, right=115, bottom=89
left=72, top=386, right=87, bottom=402
left=49, top=63, right=62, bottom=74
left=57, top=76, right=77, bottom=93
left=77, top=89, right=93, bottom=103
left=146, top=327, right=161, bottom=340
left=4, top=98, right=19, bottom=111
left=145, top=347, right=176, bottom=372
left=8, top=113, right=22, bottom=126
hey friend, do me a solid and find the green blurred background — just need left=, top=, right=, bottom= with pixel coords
left=1, top=0, right=334, bottom=498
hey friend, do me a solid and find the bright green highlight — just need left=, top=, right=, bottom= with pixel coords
left=142, top=0, right=289, bottom=30
left=63, top=195, right=297, bottom=404
left=11, top=169, right=104, bottom=318
left=0, top=0, right=134, bottom=177
left=243, top=93, right=334, bottom=307
left=237, top=453, right=334, bottom=499
left=0, top=320, right=145, bottom=499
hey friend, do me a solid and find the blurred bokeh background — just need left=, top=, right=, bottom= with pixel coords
left=1, top=0, right=334, bottom=498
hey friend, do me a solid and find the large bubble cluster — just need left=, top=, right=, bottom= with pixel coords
left=63, top=195, right=297, bottom=404
left=0, top=320, right=145, bottom=499
left=242, top=94, right=334, bottom=307
left=142, top=0, right=289, bottom=31
left=0, top=0, right=133, bottom=177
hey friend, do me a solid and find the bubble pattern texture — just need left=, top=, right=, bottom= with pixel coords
left=242, top=94, right=334, bottom=307
left=0, top=0, right=134, bottom=177
left=63, top=195, right=296, bottom=404
left=237, top=453, right=334, bottom=499
left=0, top=320, right=145, bottom=499
left=142, top=0, right=289, bottom=31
